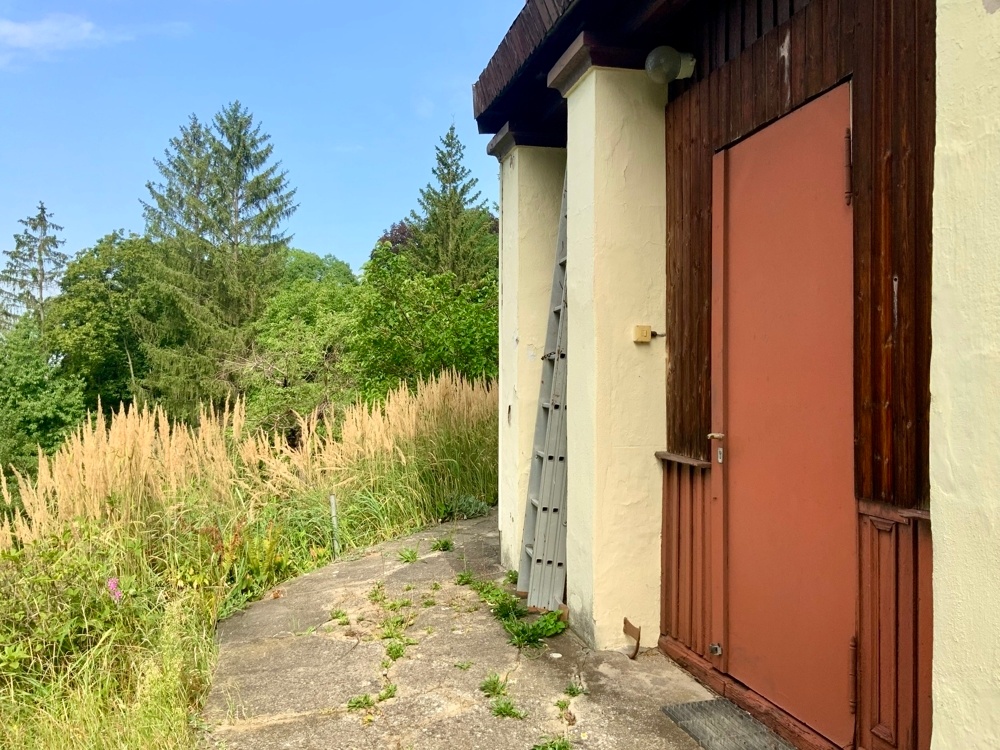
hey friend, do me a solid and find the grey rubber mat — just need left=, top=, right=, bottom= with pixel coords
left=662, top=699, right=795, bottom=750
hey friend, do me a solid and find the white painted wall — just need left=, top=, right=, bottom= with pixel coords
left=564, top=67, right=668, bottom=649
left=497, top=146, right=566, bottom=571
left=931, top=1, right=1000, bottom=747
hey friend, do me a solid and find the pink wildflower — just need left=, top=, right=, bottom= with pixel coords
left=107, top=577, right=123, bottom=602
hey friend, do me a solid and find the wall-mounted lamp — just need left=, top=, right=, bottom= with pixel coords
left=644, top=46, right=696, bottom=84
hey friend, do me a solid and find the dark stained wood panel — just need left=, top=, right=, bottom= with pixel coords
left=663, top=0, right=933, bottom=510
left=666, top=81, right=713, bottom=460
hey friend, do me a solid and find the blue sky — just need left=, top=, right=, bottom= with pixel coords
left=0, top=1, right=522, bottom=272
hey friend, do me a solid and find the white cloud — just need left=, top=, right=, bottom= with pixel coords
left=0, top=13, right=187, bottom=67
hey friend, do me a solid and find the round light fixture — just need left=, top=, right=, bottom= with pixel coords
left=644, top=45, right=696, bottom=85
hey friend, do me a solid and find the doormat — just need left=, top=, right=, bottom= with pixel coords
left=662, top=699, right=794, bottom=750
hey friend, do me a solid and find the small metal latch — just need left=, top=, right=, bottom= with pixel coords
left=709, top=643, right=723, bottom=656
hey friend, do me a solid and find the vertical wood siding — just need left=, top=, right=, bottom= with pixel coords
left=660, top=459, right=713, bottom=658
left=664, top=0, right=934, bottom=508
left=858, top=504, right=933, bottom=750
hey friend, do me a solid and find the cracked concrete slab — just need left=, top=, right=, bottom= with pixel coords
left=203, top=512, right=715, bottom=749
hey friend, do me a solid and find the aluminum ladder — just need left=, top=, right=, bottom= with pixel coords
left=516, top=177, right=568, bottom=613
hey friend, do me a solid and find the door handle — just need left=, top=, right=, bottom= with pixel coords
left=707, top=433, right=725, bottom=440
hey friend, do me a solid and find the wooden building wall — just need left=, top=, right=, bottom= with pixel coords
left=664, top=0, right=934, bottom=509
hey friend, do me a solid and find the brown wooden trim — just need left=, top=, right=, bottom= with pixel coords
left=659, top=636, right=840, bottom=750
left=547, top=32, right=648, bottom=98
left=655, top=450, right=712, bottom=469
left=899, top=507, right=931, bottom=522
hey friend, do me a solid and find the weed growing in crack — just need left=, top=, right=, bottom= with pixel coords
left=505, top=569, right=519, bottom=585
left=385, top=598, right=411, bottom=611
left=385, top=640, right=408, bottom=660
left=479, top=672, right=508, bottom=698
left=379, top=615, right=409, bottom=640
left=368, top=581, right=386, bottom=604
left=454, top=661, right=473, bottom=670
left=377, top=683, right=397, bottom=702
left=398, top=547, right=418, bottom=563
left=347, top=694, right=375, bottom=711
left=430, top=581, right=442, bottom=591
left=533, top=738, right=573, bottom=750
left=490, top=697, right=526, bottom=719
left=458, top=572, right=566, bottom=649
left=431, top=537, right=454, bottom=552
left=504, top=611, right=567, bottom=649
left=555, top=698, right=570, bottom=711
left=422, top=597, right=436, bottom=607
left=563, top=680, right=587, bottom=697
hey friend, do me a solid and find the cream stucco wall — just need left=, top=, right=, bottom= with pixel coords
left=497, top=146, right=567, bottom=571
left=931, top=1, right=1000, bottom=747
left=564, top=67, right=668, bottom=649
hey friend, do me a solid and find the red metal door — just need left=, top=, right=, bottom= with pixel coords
left=716, top=84, right=856, bottom=747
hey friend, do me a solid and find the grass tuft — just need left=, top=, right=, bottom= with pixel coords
left=479, top=672, right=508, bottom=698
left=398, top=547, right=418, bottom=563
left=377, top=683, right=397, bottom=702
left=563, top=680, right=587, bottom=697
left=490, top=697, right=526, bottom=719
left=430, top=537, right=454, bottom=552
left=533, top=738, right=573, bottom=750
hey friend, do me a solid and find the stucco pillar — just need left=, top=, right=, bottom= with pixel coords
left=931, top=2, right=1000, bottom=748
left=491, top=132, right=566, bottom=571
left=555, top=59, right=668, bottom=649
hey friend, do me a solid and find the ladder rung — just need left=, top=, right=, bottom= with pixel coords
left=530, top=496, right=539, bottom=508
left=535, top=449, right=545, bottom=459
left=553, top=304, right=563, bottom=314
left=525, top=544, right=534, bottom=558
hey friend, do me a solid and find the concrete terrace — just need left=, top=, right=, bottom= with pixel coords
left=202, top=512, right=717, bottom=750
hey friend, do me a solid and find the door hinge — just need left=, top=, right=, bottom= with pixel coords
left=844, top=128, right=854, bottom=206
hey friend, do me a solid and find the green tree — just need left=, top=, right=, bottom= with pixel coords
left=138, top=102, right=299, bottom=416
left=0, top=317, right=85, bottom=477
left=344, top=245, right=498, bottom=401
left=406, top=125, right=498, bottom=285
left=238, top=254, right=356, bottom=433
left=0, top=202, right=68, bottom=335
left=282, top=249, right=356, bottom=287
left=47, top=232, right=153, bottom=409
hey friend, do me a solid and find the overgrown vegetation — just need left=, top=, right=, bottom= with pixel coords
left=456, top=572, right=566, bottom=650
left=0, top=373, right=497, bottom=748
left=0, top=99, right=500, bottom=748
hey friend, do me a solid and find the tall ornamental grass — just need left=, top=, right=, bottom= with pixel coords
left=0, top=372, right=497, bottom=749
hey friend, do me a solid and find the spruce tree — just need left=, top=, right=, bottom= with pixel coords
left=407, top=125, right=498, bottom=285
left=0, top=202, right=68, bottom=335
left=138, top=102, right=298, bottom=417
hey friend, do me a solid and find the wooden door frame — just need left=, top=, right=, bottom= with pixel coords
left=709, top=149, right=729, bottom=675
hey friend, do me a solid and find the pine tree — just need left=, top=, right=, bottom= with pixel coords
left=0, top=202, right=68, bottom=335
left=407, top=125, right=498, bottom=285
